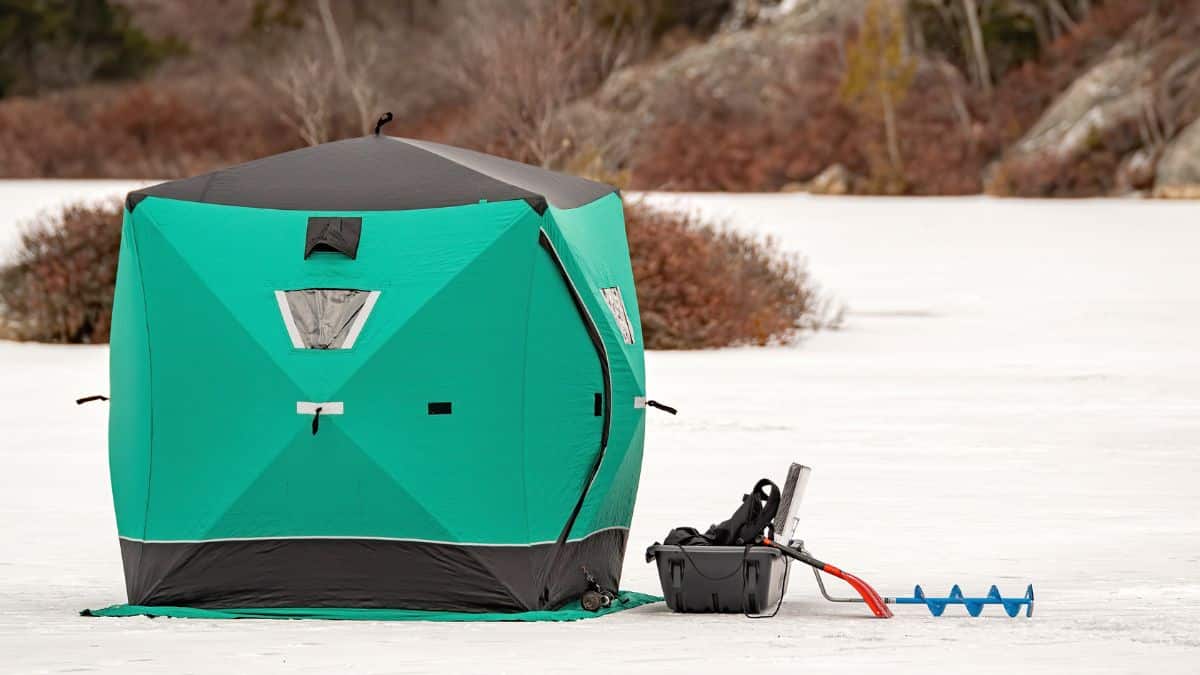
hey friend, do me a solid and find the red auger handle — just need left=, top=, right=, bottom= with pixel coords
left=819, top=564, right=893, bottom=619
left=764, top=539, right=893, bottom=619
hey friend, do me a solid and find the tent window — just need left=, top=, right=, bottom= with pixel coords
left=600, top=287, right=635, bottom=345
left=275, top=289, right=380, bottom=349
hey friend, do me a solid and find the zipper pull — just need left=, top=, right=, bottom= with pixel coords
left=312, top=406, right=323, bottom=435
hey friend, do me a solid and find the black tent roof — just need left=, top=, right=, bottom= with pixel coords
left=126, top=136, right=616, bottom=215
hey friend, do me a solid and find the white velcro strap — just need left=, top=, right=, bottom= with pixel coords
left=633, top=396, right=647, bottom=409
left=297, top=401, right=344, bottom=415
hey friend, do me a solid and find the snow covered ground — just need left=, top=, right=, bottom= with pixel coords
left=2, top=183, right=1199, bottom=673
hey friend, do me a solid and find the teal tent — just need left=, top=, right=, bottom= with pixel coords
left=103, top=132, right=647, bottom=615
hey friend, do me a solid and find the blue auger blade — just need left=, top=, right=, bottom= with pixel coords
left=1019, top=585, right=1035, bottom=618
left=892, top=584, right=1034, bottom=617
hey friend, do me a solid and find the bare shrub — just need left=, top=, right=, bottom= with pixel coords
left=271, top=0, right=394, bottom=144
left=0, top=74, right=302, bottom=178
left=625, top=201, right=838, bottom=350
left=272, top=53, right=339, bottom=146
left=0, top=2, right=458, bottom=178
left=439, top=0, right=628, bottom=167
left=0, top=201, right=123, bottom=343
left=0, top=198, right=837, bottom=351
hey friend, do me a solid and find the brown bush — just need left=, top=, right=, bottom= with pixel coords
left=0, top=198, right=834, bottom=349
left=0, top=4, right=466, bottom=179
left=0, top=75, right=303, bottom=178
left=0, top=200, right=123, bottom=343
left=625, top=201, right=837, bottom=349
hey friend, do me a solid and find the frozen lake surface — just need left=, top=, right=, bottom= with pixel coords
left=2, top=183, right=1198, bottom=673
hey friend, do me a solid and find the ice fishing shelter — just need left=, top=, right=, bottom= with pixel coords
left=107, top=133, right=646, bottom=614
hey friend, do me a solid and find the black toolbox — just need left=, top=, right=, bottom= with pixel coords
left=646, top=544, right=789, bottom=613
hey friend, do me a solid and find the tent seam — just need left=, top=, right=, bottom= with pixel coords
left=196, top=172, right=217, bottom=202
left=397, top=137, right=617, bottom=211
left=534, top=228, right=613, bottom=605
left=321, top=209, right=541, bottom=547
left=305, top=427, right=462, bottom=544
left=389, top=137, right=546, bottom=209
left=129, top=209, right=157, bottom=590
left=515, top=209, right=541, bottom=600
left=327, top=204, right=534, bottom=395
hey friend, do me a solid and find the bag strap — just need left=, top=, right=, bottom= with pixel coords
left=748, top=478, right=781, bottom=540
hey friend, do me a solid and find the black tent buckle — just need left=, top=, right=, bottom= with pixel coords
left=311, top=406, right=322, bottom=435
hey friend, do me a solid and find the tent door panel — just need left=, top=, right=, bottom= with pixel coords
left=523, top=231, right=609, bottom=545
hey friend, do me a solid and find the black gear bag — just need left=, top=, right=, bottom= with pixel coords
left=648, top=479, right=789, bottom=615
left=663, top=478, right=781, bottom=546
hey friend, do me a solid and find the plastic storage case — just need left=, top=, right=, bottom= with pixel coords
left=646, top=544, right=789, bottom=613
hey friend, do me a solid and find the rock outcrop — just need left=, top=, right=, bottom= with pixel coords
left=596, top=0, right=862, bottom=115
left=805, top=163, right=853, bottom=194
left=558, top=0, right=864, bottom=168
left=1006, top=46, right=1153, bottom=161
left=1155, top=117, right=1200, bottom=196
left=989, top=10, right=1200, bottom=196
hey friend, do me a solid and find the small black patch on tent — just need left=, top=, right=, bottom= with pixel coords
left=428, top=402, right=452, bottom=415
left=125, top=193, right=149, bottom=212
left=594, top=393, right=602, bottom=417
left=305, top=217, right=362, bottom=259
left=525, top=196, right=548, bottom=215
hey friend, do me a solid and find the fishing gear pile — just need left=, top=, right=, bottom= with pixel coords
left=647, top=464, right=1034, bottom=619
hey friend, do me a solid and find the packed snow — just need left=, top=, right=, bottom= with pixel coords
left=2, top=183, right=1198, bottom=673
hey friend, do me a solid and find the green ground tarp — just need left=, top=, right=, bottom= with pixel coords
left=84, top=592, right=660, bottom=622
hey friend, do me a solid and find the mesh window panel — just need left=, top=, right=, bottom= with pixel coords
left=600, top=287, right=635, bottom=345
left=280, top=289, right=372, bottom=349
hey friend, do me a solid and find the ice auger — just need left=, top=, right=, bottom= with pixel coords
left=766, top=463, right=1035, bottom=619
left=791, top=539, right=1036, bottom=618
